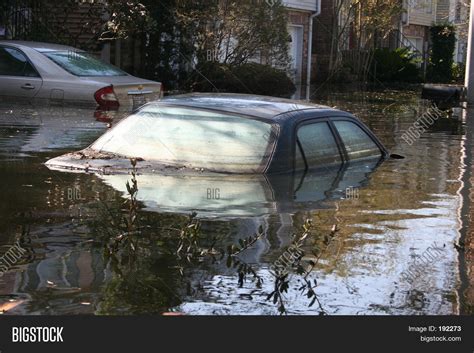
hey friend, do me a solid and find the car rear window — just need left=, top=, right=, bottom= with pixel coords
left=43, top=51, right=127, bottom=77
left=333, top=121, right=382, bottom=160
left=91, top=105, right=279, bottom=173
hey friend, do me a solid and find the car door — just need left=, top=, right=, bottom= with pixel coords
left=0, top=46, right=43, bottom=98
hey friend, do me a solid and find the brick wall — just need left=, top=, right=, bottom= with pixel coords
left=3, top=1, right=106, bottom=56
left=312, top=0, right=336, bottom=81
left=403, top=24, right=429, bottom=40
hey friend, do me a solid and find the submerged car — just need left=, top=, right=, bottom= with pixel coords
left=0, top=40, right=162, bottom=108
left=97, top=160, right=381, bottom=218
left=45, top=93, right=389, bottom=175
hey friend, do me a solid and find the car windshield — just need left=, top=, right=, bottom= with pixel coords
left=91, top=105, right=279, bottom=173
left=43, top=50, right=127, bottom=77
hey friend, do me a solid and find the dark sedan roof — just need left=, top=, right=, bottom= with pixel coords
left=158, top=93, right=342, bottom=120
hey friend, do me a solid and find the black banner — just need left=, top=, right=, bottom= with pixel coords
left=0, top=316, right=472, bottom=353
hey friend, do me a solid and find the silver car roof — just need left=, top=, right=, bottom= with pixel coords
left=0, top=40, right=82, bottom=53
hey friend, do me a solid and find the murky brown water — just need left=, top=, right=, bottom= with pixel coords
left=0, top=90, right=466, bottom=315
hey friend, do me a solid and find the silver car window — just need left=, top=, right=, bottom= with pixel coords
left=91, top=106, right=278, bottom=173
left=44, top=51, right=127, bottom=77
left=0, top=47, right=39, bottom=77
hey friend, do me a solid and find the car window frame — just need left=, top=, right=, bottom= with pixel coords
left=293, top=115, right=386, bottom=172
left=0, top=45, right=42, bottom=78
left=293, top=118, right=345, bottom=172
left=328, top=117, right=386, bottom=161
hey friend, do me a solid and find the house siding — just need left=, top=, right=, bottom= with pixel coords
left=409, top=11, right=434, bottom=26
left=408, top=0, right=435, bottom=26
left=283, top=0, right=318, bottom=12
left=436, top=0, right=450, bottom=23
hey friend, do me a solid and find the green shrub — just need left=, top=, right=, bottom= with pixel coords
left=452, top=62, right=465, bottom=83
left=190, top=62, right=296, bottom=97
left=372, top=48, right=421, bottom=82
left=427, top=25, right=456, bottom=83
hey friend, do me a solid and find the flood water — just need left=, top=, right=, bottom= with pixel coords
left=0, top=90, right=467, bottom=315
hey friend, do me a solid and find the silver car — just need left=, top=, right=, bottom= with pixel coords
left=0, top=40, right=163, bottom=108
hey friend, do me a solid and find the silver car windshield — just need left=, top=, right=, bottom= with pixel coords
left=44, top=51, right=127, bottom=77
left=91, top=105, right=279, bottom=173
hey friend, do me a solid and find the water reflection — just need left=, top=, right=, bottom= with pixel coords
left=0, top=92, right=467, bottom=315
left=99, top=160, right=381, bottom=218
left=0, top=102, right=127, bottom=157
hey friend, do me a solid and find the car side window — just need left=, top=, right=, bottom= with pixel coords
left=295, top=143, right=306, bottom=171
left=333, top=120, right=382, bottom=160
left=0, top=47, right=39, bottom=77
left=297, top=122, right=342, bottom=169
